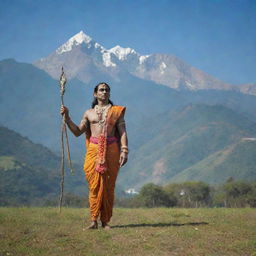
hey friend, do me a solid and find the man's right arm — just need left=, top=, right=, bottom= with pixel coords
left=61, top=106, right=90, bottom=137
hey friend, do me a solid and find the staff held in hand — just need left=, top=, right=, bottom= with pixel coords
left=59, top=67, right=73, bottom=213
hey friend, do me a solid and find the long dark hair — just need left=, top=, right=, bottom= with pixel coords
left=91, top=82, right=114, bottom=108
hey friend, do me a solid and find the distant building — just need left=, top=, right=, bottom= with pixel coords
left=180, top=189, right=186, bottom=196
left=125, top=188, right=139, bottom=195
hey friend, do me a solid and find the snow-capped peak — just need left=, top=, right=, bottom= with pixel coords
left=109, top=45, right=137, bottom=60
left=54, top=31, right=150, bottom=69
left=73, top=30, right=92, bottom=44
left=139, top=55, right=150, bottom=64
left=56, top=31, right=94, bottom=54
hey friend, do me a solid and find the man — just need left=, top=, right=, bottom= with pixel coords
left=60, top=82, right=128, bottom=229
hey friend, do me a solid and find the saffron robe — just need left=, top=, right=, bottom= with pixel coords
left=83, top=106, right=126, bottom=222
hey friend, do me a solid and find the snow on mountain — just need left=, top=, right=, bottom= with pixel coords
left=54, top=31, right=139, bottom=68
left=109, top=45, right=138, bottom=60
left=56, top=31, right=96, bottom=54
left=53, top=31, right=149, bottom=69
left=34, top=30, right=251, bottom=94
left=139, top=55, right=150, bottom=64
left=102, top=51, right=116, bottom=67
left=159, top=62, right=167, bottom=74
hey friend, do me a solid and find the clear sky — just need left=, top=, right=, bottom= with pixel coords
left=0, top=0, right=255, bottom=84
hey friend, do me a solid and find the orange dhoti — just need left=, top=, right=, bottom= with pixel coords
left=84, top=139, right=120, bottom=222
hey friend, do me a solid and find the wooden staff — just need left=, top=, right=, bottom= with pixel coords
left=59, top=67, right=74, bottom=213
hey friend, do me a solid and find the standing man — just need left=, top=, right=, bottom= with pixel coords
left=60, top=82, right=128, bottom=229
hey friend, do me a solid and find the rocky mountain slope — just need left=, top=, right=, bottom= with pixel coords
left=35, top=31, right=237, bottom=92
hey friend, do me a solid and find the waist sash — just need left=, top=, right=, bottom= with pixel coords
left=90, top=136, right=118, bottom=145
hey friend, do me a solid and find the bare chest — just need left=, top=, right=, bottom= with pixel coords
left=87, top=111, right=101, bottom=124
left=87, top=109, right=116, bottom=136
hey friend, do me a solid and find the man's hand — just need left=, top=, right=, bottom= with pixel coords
left=60, top=105, right=70, bottom=121
left=119, top=152, right=128, bottom=167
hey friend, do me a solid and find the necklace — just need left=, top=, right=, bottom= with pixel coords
left=94, top=104, right=111, bottom=128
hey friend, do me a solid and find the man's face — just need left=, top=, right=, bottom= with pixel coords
left=94, top=84, right=110, bottom=102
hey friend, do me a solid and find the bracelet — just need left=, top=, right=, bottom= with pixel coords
left=121, top=146, right=129, bottom=154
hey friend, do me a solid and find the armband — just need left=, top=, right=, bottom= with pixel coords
left=118, top=121, right=126, bottom=126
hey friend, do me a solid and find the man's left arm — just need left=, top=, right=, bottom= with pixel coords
left=117, top=113, right=128, bottom=167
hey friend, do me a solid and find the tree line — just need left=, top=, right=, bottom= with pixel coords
left=115, top=179, right=256, bottom=208
left=46, top=178, right=256, bottom=208
left=2, top=178, right=255, bottom=208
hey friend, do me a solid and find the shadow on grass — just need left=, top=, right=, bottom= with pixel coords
left=112, top=222, right=209, bottom=229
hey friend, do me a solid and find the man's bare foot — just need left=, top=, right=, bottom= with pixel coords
left=87, top=221, right=98, bottom=229
left=101, top=222, right=111, bottom=229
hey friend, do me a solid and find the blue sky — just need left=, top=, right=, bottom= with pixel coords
left=0, top=0, right=255, bottom=84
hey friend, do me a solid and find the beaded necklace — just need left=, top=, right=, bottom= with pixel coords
left=94, top=104, right=111, bottom=128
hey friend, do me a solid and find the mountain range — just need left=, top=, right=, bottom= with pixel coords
left=35, top=31, right=255, bottom=95
left=1, top=30, right=256, bottom=193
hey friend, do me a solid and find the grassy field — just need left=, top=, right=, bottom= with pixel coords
left=0, top=207, right=255, bottom=256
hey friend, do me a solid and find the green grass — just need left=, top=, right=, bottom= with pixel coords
left=0, top=207, right=255, bottom=256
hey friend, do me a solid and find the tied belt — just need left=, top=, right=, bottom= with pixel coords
left=89, top=136, right=118, bottom=145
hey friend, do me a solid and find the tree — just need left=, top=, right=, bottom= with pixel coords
left=223, top=181, right=253, bottom=207
left=164, top=181, right=211, bottom=207
left=246, top=182, right=256, bottom=207
left=139, top=183, right=174, bottom=207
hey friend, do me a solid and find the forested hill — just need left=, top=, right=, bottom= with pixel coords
left=0, top=126, right=87, bottom=206
left=171, top=138, right=256, bottom=183
left=119, top=104, right=256, bottom=188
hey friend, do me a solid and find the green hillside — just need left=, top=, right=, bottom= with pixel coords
left=119, top=104, right=256, bottom=188
left=0, top=126, right=88, bottom=206
left=172, top=139, right=256, bottom=183
left=0, top=155, right=59, bottom=205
